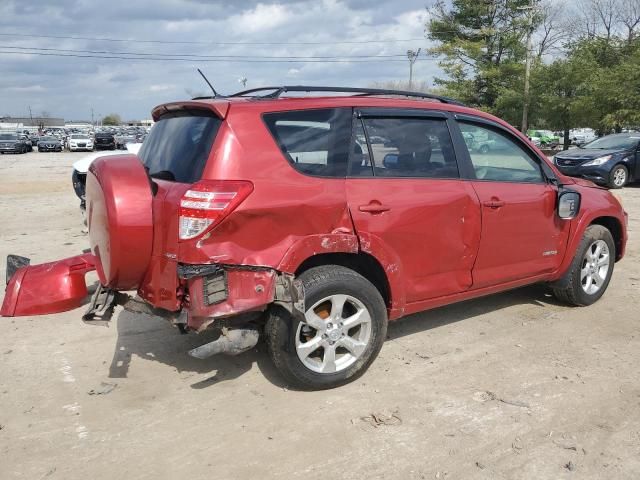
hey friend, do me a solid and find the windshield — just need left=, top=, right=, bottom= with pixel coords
left=138, top=111, right=221, bottom=183
left=584, top=135, right=639, bottom=150
left=70, top=134, right=87, bottom=139
left=0, top=133, right=17, bottom=140
left=40, top=136, right=57, bottom=141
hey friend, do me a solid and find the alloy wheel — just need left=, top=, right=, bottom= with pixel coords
left=613, top=167, right=627, bottom=187
left=580, top=239, right=610, bottom=295
left=295, top=294, right=372, bottom=374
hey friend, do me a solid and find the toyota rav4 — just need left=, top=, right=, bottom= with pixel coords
left=0, top=86, right=628, bottom=390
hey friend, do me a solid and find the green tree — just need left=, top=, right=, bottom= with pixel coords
left=581, top=38, right=640, bottom=131
left=533, top=51, right=599, bottom=149
left=426, top=0, right=535, bottom=110
left=102, top=113, right=122, bottom=126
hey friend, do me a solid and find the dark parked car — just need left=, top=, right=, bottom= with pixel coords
left=0, top=132, right=29, bottom=154
left=94, top=132, right=116, bottom=150
left=19, top=134, right=33, bottom=152
left=37, top=136, right=63, bottom=152
left=554, top=133, right=640, bottom=188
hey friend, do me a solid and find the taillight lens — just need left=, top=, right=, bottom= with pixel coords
left=179, top=180, right=253, bottom=240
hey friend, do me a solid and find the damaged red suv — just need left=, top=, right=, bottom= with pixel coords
left=1, top=86, right=628, bottom=390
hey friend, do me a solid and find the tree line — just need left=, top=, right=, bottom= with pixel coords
left=426, top=0, right=640, bottom=148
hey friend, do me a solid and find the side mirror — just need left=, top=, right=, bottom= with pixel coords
left=558, top=190, right=581, bottom=220
left=383, top=153, right=399, bottom=169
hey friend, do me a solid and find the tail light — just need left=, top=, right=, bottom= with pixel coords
left=179, top=180, right=253, bottom=240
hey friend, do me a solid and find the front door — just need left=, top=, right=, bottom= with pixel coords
left=346, top=110, right=481, bottom=305
left=457, top=120, right=570, bottom=289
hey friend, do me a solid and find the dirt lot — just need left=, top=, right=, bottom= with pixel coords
left=1, top=150, right=639, bottom=480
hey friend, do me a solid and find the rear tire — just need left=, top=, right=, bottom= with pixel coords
left=551, top=225, right=615, bottom=306
left=608, top=164, right=628, bottom=189
left=266, top=265, right=388, bottom=390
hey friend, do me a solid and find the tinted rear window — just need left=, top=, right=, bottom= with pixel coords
left=263, top=108, right=351, bottom=177
left=138, top=111, right=221, bottom=183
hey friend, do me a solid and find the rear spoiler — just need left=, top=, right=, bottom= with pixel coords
left=151, top=100, right=230, bottom=121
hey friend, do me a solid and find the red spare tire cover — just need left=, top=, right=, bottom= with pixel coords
left=86, top=154, right=153, bottom=290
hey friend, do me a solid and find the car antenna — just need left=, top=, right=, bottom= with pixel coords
left=197, top=68, right=219, bottom=98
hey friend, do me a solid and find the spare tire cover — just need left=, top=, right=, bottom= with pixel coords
left=86, top=154, right=153, bottom=290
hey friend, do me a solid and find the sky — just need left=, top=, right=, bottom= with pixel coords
left=0, top=0, right=439, bottom=121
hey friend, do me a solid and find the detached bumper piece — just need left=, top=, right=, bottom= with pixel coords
left=1, top=253, right=96, bottom=317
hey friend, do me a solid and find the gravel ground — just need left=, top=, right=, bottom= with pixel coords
left=1, top=150, right=639, bottom=480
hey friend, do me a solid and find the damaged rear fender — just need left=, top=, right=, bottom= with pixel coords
left=1, top=253, right=96, bottom=317
left=183, top=266, right=304, bottom=332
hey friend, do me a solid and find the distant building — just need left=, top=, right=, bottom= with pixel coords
left=0, top=116, right=65, bottom=128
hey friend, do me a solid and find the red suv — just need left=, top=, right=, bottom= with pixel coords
left=1, top=86, right=628, bottom=390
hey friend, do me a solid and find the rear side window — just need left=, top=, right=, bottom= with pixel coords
left=361, top=117, right=459, bottom=178
left=138, top=111, right=221, bottom=183
left=263, top=108, right=352, bottom=177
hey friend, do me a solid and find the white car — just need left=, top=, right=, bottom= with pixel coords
left=569, top=128, right=597, bottom=146
left=72, top=145, right=142, bottom=223
left=68, top=133, right=94, bottom=152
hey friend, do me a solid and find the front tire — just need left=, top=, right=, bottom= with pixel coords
left=552, top=225, right=615, bottom=306
left=266, top=265, right=388, bottom=390
left=608, top=164, right=628, bottom=189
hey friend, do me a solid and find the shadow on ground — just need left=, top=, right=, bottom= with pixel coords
left=107, top=309, right=288, bottom=388
left=107, top=284, right=565, bottom=389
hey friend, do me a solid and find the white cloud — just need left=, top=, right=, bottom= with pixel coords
left=0, top=0, right=439, bottom=119
left=149, top=84, right=175, bottom=92
left=231, top=3, right=291, bottom=33
left=7, top=85, right=46, bottom=92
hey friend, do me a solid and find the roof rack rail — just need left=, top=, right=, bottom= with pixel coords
left=229, top=86, right=465, bottom=106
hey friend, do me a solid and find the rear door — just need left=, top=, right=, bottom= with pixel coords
left=346, top=109, right=481, bottom=305
left=454, top=116, right=570, bottom=289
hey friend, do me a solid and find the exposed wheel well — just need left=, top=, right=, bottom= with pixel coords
left=295, top=253, right=391, bottom=307
left=591, top=216, right=623, bottom=260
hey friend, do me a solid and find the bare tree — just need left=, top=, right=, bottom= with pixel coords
left=534, top=0, right=571, bottom=58
left=570, top=0, right=617, bottom=39
left=571, top=0, right=637, bottom=40
left=593, top=0, right=617, bottom=39
left=618, top=0, right=640, bottom=42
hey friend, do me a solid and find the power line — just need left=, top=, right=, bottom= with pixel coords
left=0, top=45, right=410, bottom=60
left=0, top=31, right=427, bottom=46
left=0, top=49, right=438, bottom=63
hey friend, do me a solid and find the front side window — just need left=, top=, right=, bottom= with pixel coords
left=360, top=117, right=459, bottom=178
left=263, top=108, right=352, bottom=177
left=459, top=122, right=544, bottom=183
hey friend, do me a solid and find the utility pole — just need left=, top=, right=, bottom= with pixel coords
left=520, top=1, right=537, bottom=134
left=91, top=108, right=94, bottom=127
left=28, top=106, right=33, bottom=127
left=407, top=48, right=421, bottom=90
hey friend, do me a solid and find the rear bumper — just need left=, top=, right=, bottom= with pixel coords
left=1, top=254, right=96, bottom=316
left=1, top=254, right=303, bottom=333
